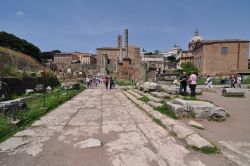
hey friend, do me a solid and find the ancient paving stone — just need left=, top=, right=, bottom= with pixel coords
left=172, top=125, right=195, bottom=139
left=150, top=91, right=171, bottom=98
left=73, top=138, right=101, bottom=149
left=189, top=120, right=205, bottom=130
left=0, top=137, right=30, bottom=152
left=0, top=86, right=226, bottom=165
left=147, top=101, right=162, bottom=109
left=185, top=134, right=213, bottom=148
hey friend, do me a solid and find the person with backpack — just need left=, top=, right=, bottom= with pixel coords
left=179, top=71, right=188, bottom=96
left=230, top=74, right=236, bottom=88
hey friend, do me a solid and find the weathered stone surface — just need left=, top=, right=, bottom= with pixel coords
left=73, top=138, right=101, bottom=149
left=189, top=120, right=204, bottom=129
left=160, top=85, right=178, bottom=95
left=173, top=98, right=226, bottom=119
left=222, top=88, right=245, bottom=97
left=146, top=95, right=162, bottom=103
left=46, top=86, right=52, bottom=91
left=167, top=102, right=185, bottom=115
left=132, top=89, right=163, bottom=103
left=127, top=90, right=142, bottom=99
left=61, top=82, right=80, bottom=90
left=132, top=89, right=145, bottom=96
left=34, top=84, right=45, bottom=93
left=150, top=92, right=170, bottom=98
left=0, top=98, right=23, bottom=110
left=143, top=82, right=159, bottom=92
left=190, top=106, right=226, bottom=119
left=1, top=85, right=220, bottom=165
left=173, top=98, right=191, bottom=110
left=147, top=101, right=162, bottom=109
left=25, top=89, right=34, bottom=95
left=185, top=134, right=213, bottom=148
left=161, top=116, right=178, bottom=126
left=172, top=125, right=195, bottom=139
left=173, top=80, right=180, bottom=86
left=0, top=137, right=30, bottom=151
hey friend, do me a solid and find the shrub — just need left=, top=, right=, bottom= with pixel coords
left=116, top=80, right=132, bottom=86
left=190, top=145, right=220, bottom=154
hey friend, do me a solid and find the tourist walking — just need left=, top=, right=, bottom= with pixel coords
left=86, top=76, right=90, bottom=88
left=179, top=71, right=188, bottom=96
left=104, top=76, right=109, bottom=90
left=206, top=75, right=213, bottom=89
left=109, top=77, right=113, bottom=90
left=188, top=72, right=197, bottom=97
left=237, top=74, right=242, bottom=88
left=230, top=75, right=236, bottom=88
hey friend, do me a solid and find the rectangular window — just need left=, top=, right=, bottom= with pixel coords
left=221, top=47, right=228, bottom=55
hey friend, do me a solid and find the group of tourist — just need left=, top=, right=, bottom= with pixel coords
left=179, top=72, right=243, bottom=97
left=86, top=75, right=115, bottom=90
left=179, top=71, right=197, bottom=97
left=102, top=76, right=115, bottom=90
left=224, top=74, right=242, bottom=88
left=205, top=74, right=242, bottom=89
left=86, top=76, right=99, bottom=88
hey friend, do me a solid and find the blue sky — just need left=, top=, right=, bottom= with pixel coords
left=1, top=0, right=250, bottom=54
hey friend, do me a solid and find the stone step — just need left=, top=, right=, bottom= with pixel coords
left=159, top=84, right=179, bottom=95
left=127, top=90, right=143, bottom=99
left=173, top=98, right=226, bottom=119
left=150, top=91, right=171, bottom=99
left=132, top=89, right=163, bottom=103
left=147, top=101, right=162, bottom=109
left=167, top=102, right=185, bottom=115
left=122, top=91, right=214, bottom=149
left=132, top=89, right=145, bottom=96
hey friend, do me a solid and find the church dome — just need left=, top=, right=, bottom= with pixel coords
left=190, top=30, right=203, bottom=43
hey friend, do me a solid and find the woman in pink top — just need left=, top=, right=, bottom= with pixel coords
left=188, top=72, right=197, bottom=97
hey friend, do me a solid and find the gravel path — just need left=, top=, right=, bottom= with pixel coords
left=193, top=90, right=250, bottom=166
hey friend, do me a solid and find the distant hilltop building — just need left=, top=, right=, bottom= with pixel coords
left=96, top=29, right=141, bottom=81
left=178, top=30, right=250, bottom=75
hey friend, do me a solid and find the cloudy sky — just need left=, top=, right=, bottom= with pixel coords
left=1, top=0, right=250, bottom=53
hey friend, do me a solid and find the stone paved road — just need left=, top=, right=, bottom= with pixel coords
left=0, top=86, right=230, bottom=166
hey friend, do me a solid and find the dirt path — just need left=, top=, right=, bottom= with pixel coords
left=0, top=85, right=232, bottom=166
left=185, top=90, right=250, bottom=165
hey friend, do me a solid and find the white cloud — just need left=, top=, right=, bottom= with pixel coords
left=16, top=11, right=24, bottom=16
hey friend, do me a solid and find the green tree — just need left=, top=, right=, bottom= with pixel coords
left=0, top=31, right=41, bottom=62
left=41, top=50, right=61, bottom=61
left=180, top=62, right=198, bottom=75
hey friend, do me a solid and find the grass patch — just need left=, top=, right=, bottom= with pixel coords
left=0, top=86, right=85, bottom=142
left=139, top=96, right=150, bottom=103
left=154, top=102, right=178, bottom=119
left=190, top=125, right=204, bottom=130
left=189, top=145, right=220, bottom=154
left=116, top=80, right=133, bottom=86
left=182, top=96, right=196, bottom=100
left=121, top=87, right=130, bottom=91
left=152, top=117, right=165, bottom=128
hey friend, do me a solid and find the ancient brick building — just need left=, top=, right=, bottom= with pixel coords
left=96, top=29, right=141, bottom=81
left=181, top=30, right=250, bottom=75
